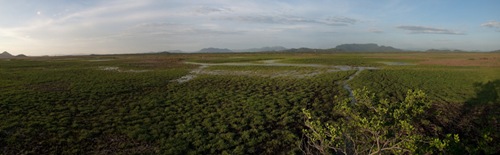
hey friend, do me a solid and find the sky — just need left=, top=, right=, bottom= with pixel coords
left=1, top=0, right=500, bottom=56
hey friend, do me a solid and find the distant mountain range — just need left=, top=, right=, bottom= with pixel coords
left=425, top=49, right=468, bottom=52
left=197, top=46, right=288, bottom=53
left=280, top=44, right=403, bottom=52
left=334, top=43, right=402, bottom=52
left=232, top=46, right=287, bottom=52
left=196, top=44, right=404, bottom=53
left=0, top=51, right=13, bottom=58
left=166, top=50, right=184, bottom=53
left=198, top=47, right=233, bottom=53
left=148, top=44, right=500, bottom=55
left=0, top=51, right=27, bottom=58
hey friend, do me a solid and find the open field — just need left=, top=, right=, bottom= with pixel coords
left=1, top=52, right=499, bottom=154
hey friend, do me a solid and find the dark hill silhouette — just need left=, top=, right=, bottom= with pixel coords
left=426, top=49, right=466, bottom=52
left=233, top=46, right=287, bottom=52
left=0, top=51, right=14, bottom=58
left=198, top=48, right=233, bottom=53
left=335, top=43, right=402, bottom=52
left=283, top=47, right=319, bottom=52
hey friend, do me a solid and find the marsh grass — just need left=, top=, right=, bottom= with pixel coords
left=1, top=52, right=498, bottom=154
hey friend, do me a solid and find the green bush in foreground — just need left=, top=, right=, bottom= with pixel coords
left=302, top=88, right=459, bottom=154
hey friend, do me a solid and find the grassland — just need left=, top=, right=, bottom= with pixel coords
left=1, top=52, right=499, bottom=154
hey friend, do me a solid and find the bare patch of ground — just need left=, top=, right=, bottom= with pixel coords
left=173, top=65, right=208, bottom=83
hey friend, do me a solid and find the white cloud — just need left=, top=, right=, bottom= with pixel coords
left=220, top=14, right=358, bottom=27
left=120, top=22, right=244, bottom=37
left=4, top=0, right=185, bottom=43
left=221, top=15, right=312, bottom=24
left=481, top=21, right=500, bottom=32
left=6, top=0, right=499, bottom=55
left=195, top=6, right=232, bottom=14
left=397, top=25, right=464, bottom=35
left=325, top=16, right=358, bottom=25
left=481, top=21, right=500, bottom=28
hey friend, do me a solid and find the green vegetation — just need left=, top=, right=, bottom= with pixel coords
left=204, top=65, right=329, bottom=77
left=157, top=73, right=352, bottom=154
left=302, top=88, right=459, bottom=154
left=0, top=57, right=190, bottom=154
left=1, top=52, right=499, bottom=154
left=350, top=68, right=497, bottom=103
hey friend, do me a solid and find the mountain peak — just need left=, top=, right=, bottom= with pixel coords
left=0, top=51, right=14, bottom=58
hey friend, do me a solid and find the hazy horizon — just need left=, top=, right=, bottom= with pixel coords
left=1, top=0, right=500, bottom=56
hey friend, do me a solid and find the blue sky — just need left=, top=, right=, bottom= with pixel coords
left=1, top=0, right=500, bottom=55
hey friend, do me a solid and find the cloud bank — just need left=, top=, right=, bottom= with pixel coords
left=481, top=21, right=500, bottom=32
left=397, top=25, right=464, bottom=35
left=220, top=15, right=358, bottom=26
left=481, top=21, right=500, bottom=28
left=1, top=0, right=500, bottom=55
